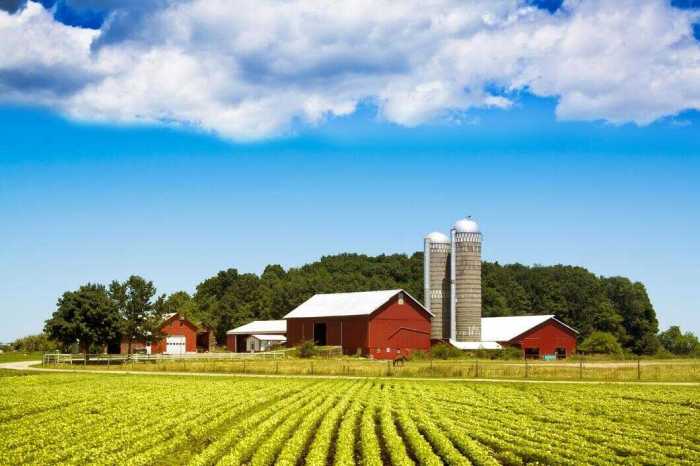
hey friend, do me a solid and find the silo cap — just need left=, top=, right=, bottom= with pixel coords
left=454, top=217, right=480, bottom=233
left=425, top=231, right=450, bottom=243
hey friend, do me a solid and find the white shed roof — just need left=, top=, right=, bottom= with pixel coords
left=251, top=334, right=287, bottom=342
left=449, top=340, right=502, bottom=350
left=481, top=315, right=578, bottom=342
left=226, top=320, right=287, bottom=335
left=283, top=289, right=431, bottom=319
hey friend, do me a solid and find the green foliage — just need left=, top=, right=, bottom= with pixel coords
left=8, top=334, right=57, bottom=352
left=430, top=343, right=463, bottom=359
left=109, top=276, right=162, bottom=354
left=659, top=326, right=699, bottom=355
left=44, top=283, right=121, bottom=352
left=579, top=331, right=624, bottom=355
left=296, top=340, right=318, bottom=358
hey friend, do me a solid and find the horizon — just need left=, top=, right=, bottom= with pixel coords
left=2, top=0, right=700, bottom=341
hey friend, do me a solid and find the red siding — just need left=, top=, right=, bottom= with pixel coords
left=368, top=297, right=431, bottom=359
left=285, top=294, right=431, bottom=359
left=151, top=315, right=198, bottom=354
left=226, top=334, right=236, bottom=352
left=286, top=316, right=369, bottom=356
left=509, top=319, right=577, bottom=358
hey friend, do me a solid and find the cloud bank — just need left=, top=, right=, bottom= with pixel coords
left=0, top=0, right=699, bottom=140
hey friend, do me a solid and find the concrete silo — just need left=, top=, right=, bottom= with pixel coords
left=450, top=217, right=481, bottom=342
left=424, top=232, right=451, bottom=340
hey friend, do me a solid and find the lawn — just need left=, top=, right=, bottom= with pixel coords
left=1, top=372, right=698, bottom=465
left=0, top=351, right=43, bottom=363
left=46, top=356, right=700, bottom=382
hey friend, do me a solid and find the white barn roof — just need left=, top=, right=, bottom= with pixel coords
left=283, top=289, right=432, bottom=319
left=226, top=320, right=287, bottom=335
left=251, top=334, right=286, bottom=342
left=481, top=315, right=578, bottom=342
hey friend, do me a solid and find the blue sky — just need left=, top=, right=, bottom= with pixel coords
left=1, top=0, right=700, bottom=341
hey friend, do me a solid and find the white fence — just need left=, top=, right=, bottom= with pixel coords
left=42, top=350, right=289, bottom=366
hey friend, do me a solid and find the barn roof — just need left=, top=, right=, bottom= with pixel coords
left=251, top=334, right=287, bottom=341
left=226, top=320, right=287, bottom=335
left=481, top=315, right=578, bottom=342
left=283, top=289, right=432, bottom=319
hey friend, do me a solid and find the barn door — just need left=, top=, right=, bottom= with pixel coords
left=166, top=335, right=186, bottom=355
left=313, top=323, right=327, bottom=346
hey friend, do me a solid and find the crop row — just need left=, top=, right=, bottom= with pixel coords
left=0, top=373, right=698, bottom=465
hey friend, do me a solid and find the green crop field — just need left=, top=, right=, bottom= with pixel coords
left=1, top=372, right=698, bottom=465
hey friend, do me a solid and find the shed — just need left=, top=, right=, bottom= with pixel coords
left=480, top=315, right=578, bottom=359
left=226, top=320, right=287, bottom=353
left=120, top=313, right=212, bottom=355
left=284, top=289, right=432, bottom=359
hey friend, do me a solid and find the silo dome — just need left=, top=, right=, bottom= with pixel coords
left=425, top=231, right=450, bottom=243
left=454, top=217, right=480, bottom=233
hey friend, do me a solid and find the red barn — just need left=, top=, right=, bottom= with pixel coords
left=284, top=289, right=432, bottom=359
left=119, top=313, right=213, bottom=355
left=480, top=315, right=578, bottom=359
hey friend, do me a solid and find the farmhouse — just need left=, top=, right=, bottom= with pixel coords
left=120, top=313, right=213, bottom=355
left=284, top=289, right=432, bottom=359
left=479, top=315, right=578, bottom=359
left=226, top=320, right=287, bottom=352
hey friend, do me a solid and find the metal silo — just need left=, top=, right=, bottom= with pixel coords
left=424, top=232, right=451, bottom=340
left=450, top=217, right=481, bottom=342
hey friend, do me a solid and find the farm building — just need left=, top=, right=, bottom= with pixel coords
left=226, top=320, right=287, bottom=352
left=284, top=289, right=432, bottom=359
left=480, top=315, right=578, bottom=359
left=119, top=313, right=213, bottom=355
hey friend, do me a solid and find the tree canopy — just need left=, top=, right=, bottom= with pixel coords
left=659, top=326, right=699, bottom=355
left=45, top=283, right=121, bottom=352
left=189, top=253, right=661, bottom=354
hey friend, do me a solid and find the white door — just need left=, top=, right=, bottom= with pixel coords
left=166, top=335, right=186, bottom=355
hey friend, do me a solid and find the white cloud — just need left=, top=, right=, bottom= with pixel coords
left=0, top=0, right=699, bottom=140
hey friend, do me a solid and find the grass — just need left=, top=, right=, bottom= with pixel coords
left=45, top=357, right=700, bottom=382
left=0, top=351, right=44, bottom=363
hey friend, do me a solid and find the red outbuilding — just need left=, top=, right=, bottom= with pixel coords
left=284, top=289, right=432, bottom=359
left=480, top=315, right=578, bottom=359
left=119, top=313, right=213, bottom=355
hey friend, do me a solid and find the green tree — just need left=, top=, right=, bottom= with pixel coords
left=658, top=326, right=699, bottom=355
left=578, top=331, right=624, bottom=356
left=10, top=333, right=58, bottom=352
left=110, top=276, right=160, bottom=355
left=45, top=283, right=121, bottom=353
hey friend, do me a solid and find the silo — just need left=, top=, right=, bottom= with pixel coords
left=424, top=232, right=451, bottom=340
left=450, top=217, right=481, bottom=342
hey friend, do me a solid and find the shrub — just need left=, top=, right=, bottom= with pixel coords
left=430, top=343, right=462, bottom=360
left=658, top=326, right=699, bottom=356
left=579, top=331, right=623, bottom=356
left=296, top=340, right=318, bottom=358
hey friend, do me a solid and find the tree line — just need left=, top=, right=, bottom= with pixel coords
left=18, top=252, right=696, bottom=356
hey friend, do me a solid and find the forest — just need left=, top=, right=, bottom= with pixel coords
left=185, top=253, right=660, bottom=354
left=36, top=252, right=676, bottom=355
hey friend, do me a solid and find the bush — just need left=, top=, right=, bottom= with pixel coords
left=658, top=326, right=699, bottom=356
left=430, top=343, right=463, bottom=360
left=10, top=334, right=57, bottom=353
left=408, top=350, right=428, bottom=361
left=296, top=340, right=318, bottom=358
left=579, top=331, right=623, bottom=356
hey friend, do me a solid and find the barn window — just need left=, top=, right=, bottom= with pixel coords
left=398, top=292, right=404, bottom=305
left=555, top=347, right=566, bottom=359
left=524, top=347, right=540, bottom=359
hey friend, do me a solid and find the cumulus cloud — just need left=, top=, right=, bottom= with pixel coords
left=0, top=0, right=699, bottom=140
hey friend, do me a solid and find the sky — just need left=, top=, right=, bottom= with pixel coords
left=1, top=0, right=699, bottom=342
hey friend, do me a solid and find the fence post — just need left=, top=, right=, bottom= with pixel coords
left=430, top=358, right=433, bottom=377
left=243, top=360, right=246, bottom=374
left=387, top=360, right=391, bottom=376
left=637, top=358, right=641, bottom=380
left=579, top=360, right=583, bottom=380
left=525, top=359, right=528, bottom=379
left=275, top=360, right=278, bottom=375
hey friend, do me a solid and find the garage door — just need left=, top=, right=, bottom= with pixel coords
left=166, top=335, right=186, bottom=355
